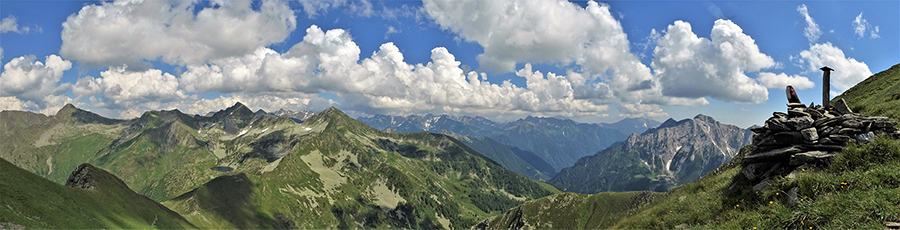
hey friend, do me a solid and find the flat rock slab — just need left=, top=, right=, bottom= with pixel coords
left=787, top=102, right=806, bottom=108
left=885, top=221, right=900, bottom=229
left=799, top=144, right=845, bottom=151
left=790, top=151, right=836, bottom=166
left=788, top=109, right=811, bottom=118
left=745, top=146, right=804, bottom=162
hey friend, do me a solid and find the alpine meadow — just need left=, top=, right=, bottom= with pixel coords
left=1, top=0, right=898, bottom=229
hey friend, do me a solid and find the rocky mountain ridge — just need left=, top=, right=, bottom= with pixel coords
left=550, top=114, right=753, bottom=193
left=358, top=114, right=660, bottom=171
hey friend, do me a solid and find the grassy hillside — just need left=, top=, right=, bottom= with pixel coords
left=833, top=63, right=900, bottom=120
left=0, top=159, right=194, bottom=229
left=442, top=132, right=556, bottom=181
left=483, top=139, right=900, bottom=229
left=477, top=191, right=658, bottom=229
left=160, top=107, right=561, bottom=229
left=0, top=103, right=303, bottom=201
left=2, top=104, right=560, bottom=228
left=611, top=63, right=900, bottom=229
left=615, top=137, right=900, bottom=229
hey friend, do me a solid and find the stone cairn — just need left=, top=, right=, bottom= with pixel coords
left=742, top=96, right=900, bottom=193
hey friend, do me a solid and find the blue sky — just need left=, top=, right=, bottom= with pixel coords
left=0, top=0, right=896, bottom=128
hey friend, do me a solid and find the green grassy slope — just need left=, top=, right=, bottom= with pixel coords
left=833, top=63, right=900, bottom=120
left=2, top=103, right=561, bottom=229
left=161, top=107, right=560, bottom=229
left=0, top=159, right=194, bottom=229
left=477, top=191, right=658, bottom=229
left=615, top=137, right=900, bottom=229
left=0, top=103, right=300, bottom=202
left=484, top=139, right=900, bottom=229
left=444, top=132, right=556, bottom=181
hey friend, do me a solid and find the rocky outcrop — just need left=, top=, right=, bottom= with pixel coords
left=742, top=98, right=900, bottom=191
left=65, top=163, right=97, bottom=189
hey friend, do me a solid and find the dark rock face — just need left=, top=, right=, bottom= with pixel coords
left=743, top=98, right=900, bottom=187
left=65, top=163, right=96, bottom=189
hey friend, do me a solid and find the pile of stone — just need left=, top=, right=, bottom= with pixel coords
left=742, top=98, right=900, bottom=186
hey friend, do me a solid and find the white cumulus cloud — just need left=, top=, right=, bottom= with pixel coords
left=60, top=0, right=297, bottom=68
left=797, top=42, right=871, bottom=92
left=73, top=66, right=187, bottom=110
left=852, top=13, right=879, bottom=39
left=423, top=0, right=637, bottom=76
left=651, top=19, right=772, bottom=104
left=0, top=15, right=30, bottom=34
left=757, top=72, right=814, bottom=90
left=179, top=25, right=614, bottom=118
left=797, top=4, right=822, bottom=43
left=0, top=55, right=72, bottom=110
left=421, top=0, right=712, bottom=118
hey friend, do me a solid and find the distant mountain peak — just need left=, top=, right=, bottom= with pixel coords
left=52, top=103, right=123, bottom=125
left=318, top=106, right=343, bottom=116
left=55, top=103, right=79, bottom=117
left=654, top=118, right=681, bottom=130
left=306, top=106, right=375, bottom=134
left=551, top=113, right=752, bottom=193
left=210, top=101, right=254, bottom=119
left=693, top=114, right=714, bottom=122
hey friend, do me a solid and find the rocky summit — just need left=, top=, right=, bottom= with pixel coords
left=743, top=98, right=900, bottom=192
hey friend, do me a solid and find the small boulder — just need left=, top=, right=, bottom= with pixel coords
left=787, top=187, right=801, bottom=206
left=801, top=128, right=819, bottom=142
left=787, top=116, right=814, bottom=130
left=752, top=178, right=772, bottom=193
left=832, top=98, right=853, bottom=115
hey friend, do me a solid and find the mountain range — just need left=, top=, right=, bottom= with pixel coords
left=5, top=63, right=900, bottom=229
left=550, top=114, right=754, bottom=193
left=0, top=103, right=559, bottom=228
left=437, top=131, right=557, bottom=181
left=358, top=114, right=661, bottom=174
